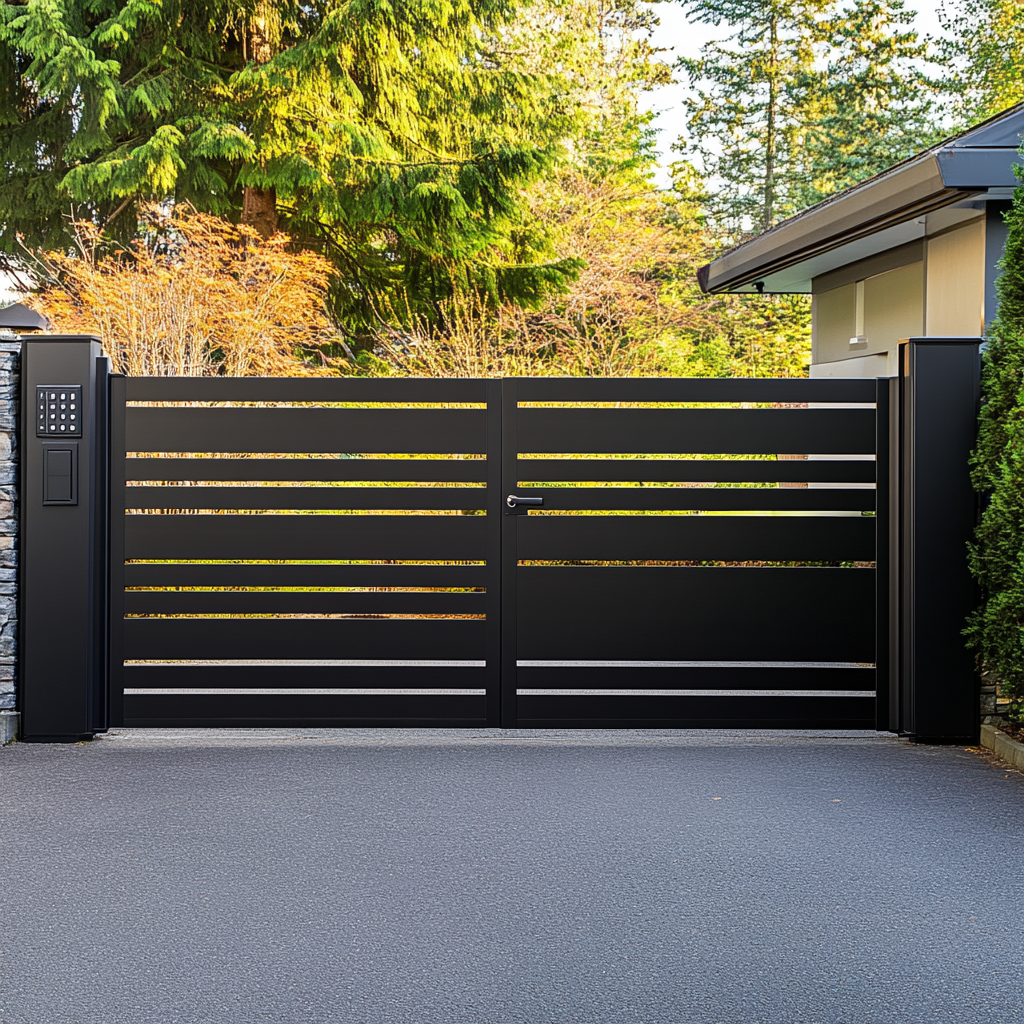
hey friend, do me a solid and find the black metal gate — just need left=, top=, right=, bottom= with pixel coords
left=500, top=377, right=887, bottom=729
left=105, top=372, right=886, bottom=730
left=109, top=376, right=502, bottom=727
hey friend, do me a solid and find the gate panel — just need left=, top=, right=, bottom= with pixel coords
left=109, top=376, right=500, bottom=728
left=517, top=567, right=875, bottom=662
left=502, top=376, right=879, bottom=729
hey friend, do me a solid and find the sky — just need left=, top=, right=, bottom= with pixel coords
left=640, top=1, right=951, bottom=185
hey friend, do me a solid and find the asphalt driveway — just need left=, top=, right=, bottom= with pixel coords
left=1, top=728, right=1022, bottom=1024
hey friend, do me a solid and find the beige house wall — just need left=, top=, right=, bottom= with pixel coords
left=810, top=216, right=985, bottom=378
left=925, top=217, right=986, bottom=338
left=812, top=263, right=923, bottom=367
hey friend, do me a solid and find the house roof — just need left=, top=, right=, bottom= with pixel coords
left=697, top=102, right=1024, bottom=295
left=0, top=303, right=50, bottom=330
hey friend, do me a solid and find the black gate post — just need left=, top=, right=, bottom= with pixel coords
left=896, top=337, right=981, bottom=744
left=20, top=335, right=110, bottom=741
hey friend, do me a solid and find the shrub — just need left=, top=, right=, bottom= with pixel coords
left=26, top=205, right=337, bottom=376
left=967, top=174, right=1024, bottom=723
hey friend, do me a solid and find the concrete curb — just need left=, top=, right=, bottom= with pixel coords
left=0, top=709, right=18, bottom=745
left=980, top=722, right=1024, bottom=771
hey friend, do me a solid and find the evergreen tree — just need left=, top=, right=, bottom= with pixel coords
left=966, top=172, right=1024, bottom=709
left=674, top=0, right=825, bottom=236
left=0, top=0, right=582, bottom=327
left=674, top=0, right=940, bottom=236
left=791, top=0, right=942, bottom=210
left=938, top=0, right=1024, bottom=126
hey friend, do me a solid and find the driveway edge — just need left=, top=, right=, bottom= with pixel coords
left=980, top=722, right=1024, bottom=770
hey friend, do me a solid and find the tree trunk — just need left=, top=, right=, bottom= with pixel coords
left=763, top=12, right=779, bottom=232
left=241, top=9, right=278, bottom=237
left=241, top=185, right=278, bottom=238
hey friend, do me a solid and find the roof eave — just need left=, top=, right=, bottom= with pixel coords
left=700, top=154, right=960, bottom=294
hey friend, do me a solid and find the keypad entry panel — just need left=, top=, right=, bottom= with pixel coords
left=37, top=385, right=83, bottom=436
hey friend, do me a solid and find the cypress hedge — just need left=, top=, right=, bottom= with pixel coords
left=967, top=171, right=1024, bottom=722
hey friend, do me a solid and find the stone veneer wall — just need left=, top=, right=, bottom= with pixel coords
left=0, top=339, right=18, bottom=713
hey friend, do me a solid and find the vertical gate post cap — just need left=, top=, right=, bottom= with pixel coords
left=17, top=333, right=102, bottom=343
left=898, top=337, right=984, bottom=344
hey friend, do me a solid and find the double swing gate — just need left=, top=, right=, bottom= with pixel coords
left=105, top=373, right=885, bottom=731
left=22, top=334, right=913, bottom=738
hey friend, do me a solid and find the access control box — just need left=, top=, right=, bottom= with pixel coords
left=36, top=385, right=83, bottom=436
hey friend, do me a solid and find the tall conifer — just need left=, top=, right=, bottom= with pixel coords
left=0, top=0, right=582, bottom=325
left=938, top=0, right=1024, bottom=125
left=674, top=0, right=939, bottom=236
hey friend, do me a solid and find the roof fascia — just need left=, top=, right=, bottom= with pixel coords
left=699, top=154, right=968, bottom=293
left=936, top=148, right=1022, bottom=187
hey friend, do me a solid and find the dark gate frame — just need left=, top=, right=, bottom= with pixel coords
left=16, top=335, right=982, bottom=743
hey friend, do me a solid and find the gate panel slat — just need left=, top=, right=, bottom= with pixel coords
left=123, top=563, right=488, bottom=588
left=125, top=591, right=485, bottom=614
left=516, top=515, right=875, bottom=562
left=124, top=664, right=487, bottom=690
left=126, top=458, right=487, bottom=482
left=512, top=377, right=877, bottom=403
left=124, top=513, right=488, bottom=560
left=124, top=618, right=485, bottom=660
left=516, top=566, right=875, bottom=662
left=124, top=693, right=486, bottom=726
left=126, top=408, right=486, bottom=454
left=517, top=409, right=876, bottom=455
left=517, top=458, right=876, bottom=484
left=514, top=666, right=874, bottom=690
left=514, top=489, right=874, bottom=512
left=125, top=377, right=488, bottom=402
left=126, top=485, right=487, bottom=511
left=515, top=694, right=875, bottom=728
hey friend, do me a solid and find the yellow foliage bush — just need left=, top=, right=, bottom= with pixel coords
left=27, top=205, right=337, bottom=377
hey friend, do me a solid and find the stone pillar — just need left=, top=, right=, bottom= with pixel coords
left=0, top=337, right=19, bottom=742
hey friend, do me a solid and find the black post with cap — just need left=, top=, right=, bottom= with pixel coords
left=19, top=333, right=110, bottom=741
left=896, top=337, right=980, bottom=744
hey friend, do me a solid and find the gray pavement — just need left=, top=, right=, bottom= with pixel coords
left=1, top=728, right=1022, bottom=1024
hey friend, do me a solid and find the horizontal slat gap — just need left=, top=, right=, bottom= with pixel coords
left=125, top=509, right=486, bottom=515
left=516, top=663, right=868, bottom=671
left=518, top=454, right=876, bottom=461
left=527, top=510, right=872, bottom=517
left=516, top=403, right=868, bottom=411
left=127, top=481, right=486, bottom=487
left=125, top=612, right=485, bottom=619
left=518, top=560, right=875, bottom=567
left=127, top=453, right=487, bottom=459
left=516, top=689, right=873, bottom=697
left=516, top=481, right=875, bottom=488
left=126, top=586, right=485, bottom=592
left=126, top=402, right=486, bottom=409
left=125, top=688, right=486, bottom=695
left=125, top=659, right=487, bottom=666
left=125, top=559, right=486, bottom=565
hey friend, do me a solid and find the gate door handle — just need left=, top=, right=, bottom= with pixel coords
left=506, top=494, right=543, bottom=508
